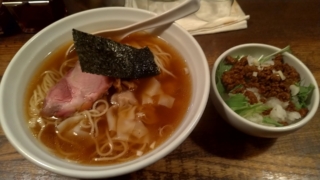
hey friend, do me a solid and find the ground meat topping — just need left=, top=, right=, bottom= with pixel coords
left=244, top=90, right=258, bottom=104
left=221, top=54, right=300, bottom=103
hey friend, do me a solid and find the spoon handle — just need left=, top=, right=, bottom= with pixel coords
left=122, top=0, right=200, bottom=35
left=96, top=0, right=200, bottom=39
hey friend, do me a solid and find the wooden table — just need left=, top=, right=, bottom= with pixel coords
left=1, top=0, right=320, bottom=179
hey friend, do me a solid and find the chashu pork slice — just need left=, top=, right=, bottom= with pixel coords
left=41, top=62, right=113, bottom=118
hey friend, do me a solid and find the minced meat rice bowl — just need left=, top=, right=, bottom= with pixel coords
left=216, top=47, right=314, bottom=127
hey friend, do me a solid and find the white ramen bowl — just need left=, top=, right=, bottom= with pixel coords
left=0, top=8, right=209, bottom=178
left=211, top=43, right=319, bottom=138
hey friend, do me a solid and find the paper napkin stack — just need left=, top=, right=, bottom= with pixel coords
left=126, top=0, right=250, bottom=35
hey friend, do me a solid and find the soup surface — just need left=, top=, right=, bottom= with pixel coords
left=25, top=32, right=192, bottom=165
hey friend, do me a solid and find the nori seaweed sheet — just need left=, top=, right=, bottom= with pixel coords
left=72, top=29, right=160, bottom=79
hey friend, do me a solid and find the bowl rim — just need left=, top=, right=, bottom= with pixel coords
left=211, top=43, right=319, bottom=132
left=0, top=7, right=210, bottom=178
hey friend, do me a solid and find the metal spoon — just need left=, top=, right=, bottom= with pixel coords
left=93, top=0, right=200, bottom=40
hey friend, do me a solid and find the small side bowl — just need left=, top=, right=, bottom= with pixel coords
left=211, top=43, right=319, bottom=138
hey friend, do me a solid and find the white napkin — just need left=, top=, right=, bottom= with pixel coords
left=126, top=0, right=250, bottom=35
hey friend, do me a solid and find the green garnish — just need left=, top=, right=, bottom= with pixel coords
left=258, top=45, right=291, bottom=63
left=235, top=55, right=244, bottom=60
left=225, top=94, right=248, bottom=110
left=230, top=84, right=243, bottom=93
left=216, top=60, right=232, bottom=97
left=263, top=117, right=284, bottom=127
left=226, top=94, right=269, bottom=118
left=293, top=84, right=315, bottom=109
